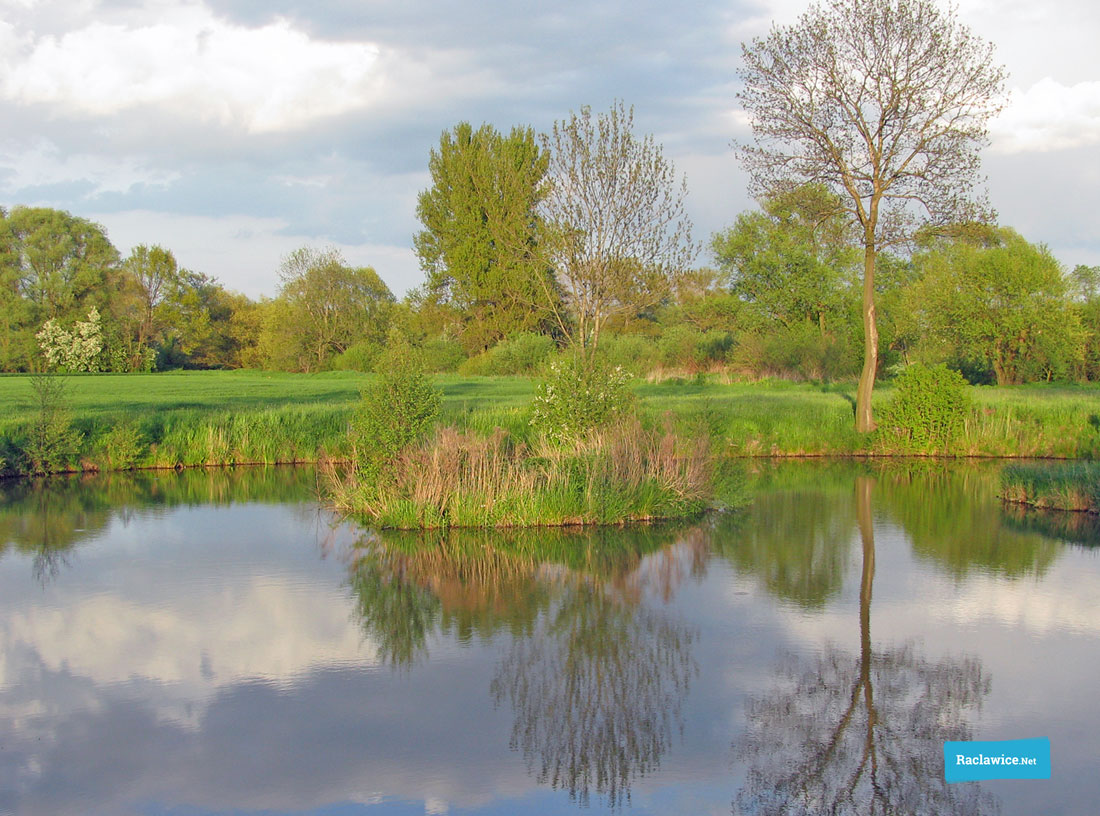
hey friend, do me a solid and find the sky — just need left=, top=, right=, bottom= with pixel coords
left=1, top=0, right=1098, bottom=300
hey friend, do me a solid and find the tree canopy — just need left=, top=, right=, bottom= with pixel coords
left=414, top=122, right=554, bottom=353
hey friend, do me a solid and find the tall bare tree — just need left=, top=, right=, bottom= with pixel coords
left=736, top=0, right=1007, bottom=431
left=541, top=102, right=697, bottom=353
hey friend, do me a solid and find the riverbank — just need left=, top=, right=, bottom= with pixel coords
left=1001, top=462, right=1100, bottom=514
left=2, top=372, right=1099, bottom=478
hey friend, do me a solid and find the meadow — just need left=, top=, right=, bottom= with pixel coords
left=2, top=370, right=1099, bottom=478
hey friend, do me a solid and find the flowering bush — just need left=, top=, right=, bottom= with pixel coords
left=531, top=354, right=634, bottom=442
left=36, top=308, right=104, bottom=372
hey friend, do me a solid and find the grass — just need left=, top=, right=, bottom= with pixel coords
left=326, top=419, right=719, bottom=529
left=2, top=370, right=1100, bottom=477
left=1001, top=462, right=1100, bottom=514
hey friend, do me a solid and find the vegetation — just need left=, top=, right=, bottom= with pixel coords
left=327, top=419, right=714, bottom=529
left=541, top=101, right=696, bottom=353
left=1001, top=463, right=1100, bottom=514
left=736, top=0, right=1007, bottom=431
left=876, top=364, right=971, bottom=454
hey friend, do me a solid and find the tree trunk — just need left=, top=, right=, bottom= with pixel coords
left=856, top=241, right=879, bottom=432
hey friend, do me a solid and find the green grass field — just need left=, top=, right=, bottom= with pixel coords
left=1, top=370, right=1099, bottom=476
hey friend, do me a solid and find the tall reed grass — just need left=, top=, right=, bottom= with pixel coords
left=1000, top=462, right=1100, bottom=513
left=326, top=419, right=715, bottom=529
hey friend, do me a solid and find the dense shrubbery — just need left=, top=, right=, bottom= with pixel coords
left=459, top=332, right=555, bottom=376
left=877, top=364, right=971, bottom=453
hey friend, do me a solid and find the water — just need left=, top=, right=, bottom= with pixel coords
left=1, top=462, right=1098, bottom=815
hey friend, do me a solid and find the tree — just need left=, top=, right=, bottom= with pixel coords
left=541, top=102, right=697, bottom=354
left=737, top=0, right=1006, bottom=430
left=414, top=122, right=555, bottom=353
left=0, top=206, right=120, bottom=370
left=713, top=185, right=856, bottom=332
left=905, top=227, right=1082, bottom=384
left=121, top=244, right=181, bottom=364
left=261, top=247, right=394, bottom=372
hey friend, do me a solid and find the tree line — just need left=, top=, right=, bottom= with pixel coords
left=3, top=0, right=1099, bottom=398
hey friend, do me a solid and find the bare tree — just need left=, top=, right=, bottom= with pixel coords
left=541, top=102, right=697, bottom=353
left=737, top=0, right=1007, bottom=431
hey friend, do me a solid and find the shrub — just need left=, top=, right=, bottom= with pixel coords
left=459, top=332, right=555, bottom=376
left=24, top=374, right=82, bottom=474
left=596, top=333, right=660, bottom=376
left=531, top=354, right=634, bottom=443
left=333, top=340, right=384, bottom=372
left=353, top=334, right=442, bottom=480
left=877, top=363, right=971, bottom=453
left=421, top=337, right=466, bottom=373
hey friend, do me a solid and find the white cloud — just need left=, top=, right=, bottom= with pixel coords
left=0, top=2, right=383, bottom=133
left=991, top=78, right=1100, bottom=154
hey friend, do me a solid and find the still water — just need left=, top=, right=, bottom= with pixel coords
left=1, top=463, right=1098, bottom=815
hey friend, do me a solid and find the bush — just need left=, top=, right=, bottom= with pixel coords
left=531, top=354, right=634, bottom=443
left=459, top=332, right=555, bottom=376
left=24, top=374, right=82, bottom=474
left=877, top=363, right=971, bottom=453
left=333, top=340, right=384, bottom=372
left=353, top=334, right=442, bottom=480
left=596, top=334, right=660, bottom=376
left=421, top=337, right=467, bottom=373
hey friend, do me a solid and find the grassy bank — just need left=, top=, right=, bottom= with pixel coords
left=1001, top=462, right=1100, bottom=514
left=2, top=371, right=1100, bottom=477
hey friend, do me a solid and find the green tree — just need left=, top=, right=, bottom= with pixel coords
left=0, top=206, right=121, bottom=370
left=737, top=0, right=1007, bottom=431
left=414, top=122, right=554, bottom=353
left=260, top=248, right=394, bottom=372
left=905, top=228, right=1082, bottom=384
left=120, top=244, right=181, bottom=367
left=713, top=186, right=856, bottom=333
left=541, top=101, right=697, bottom=355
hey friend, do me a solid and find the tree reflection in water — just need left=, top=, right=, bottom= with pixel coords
left=491, top=582, right=696, bottom=807
left=346, top=524, right=704, bottom=805
left=734, top=477, right=998, bottom=816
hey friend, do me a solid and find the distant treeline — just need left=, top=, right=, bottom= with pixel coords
left=3, top=166, right=1099, bottom=385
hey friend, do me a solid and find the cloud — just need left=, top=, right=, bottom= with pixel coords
left=0, top=2, right=382, bottom=133
left=991, top=78, right=1100, bottom=154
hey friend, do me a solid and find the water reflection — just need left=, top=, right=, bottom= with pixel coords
left=734, top=477, right=998, bottom=816
left=877, top=465, right=1061, bottom=579
left=347, top=524, right=703, bottom=805
left=715, top=464, right=855, bottom=608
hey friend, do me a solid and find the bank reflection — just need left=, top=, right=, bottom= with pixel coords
left=734, top=476, right=997, bottom=815
left=351, top=524, right=704, bottom=805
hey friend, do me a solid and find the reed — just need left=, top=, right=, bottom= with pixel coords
left=326, top=419, right=715, bottom=529
left=1000, top=462, right=1100, bottom=513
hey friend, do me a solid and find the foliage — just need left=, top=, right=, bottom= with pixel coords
left=541, top=101, right=697, bottom=352
left=353, top=334, right=442, bottom=481
left=905, top=228, right=1083, bottom=384
left=737, top=0, right=1007, bottom=431
left=260, top=247, right=395, bottom=372
left=36, top=307, right=105, bottom=372
left=328, top=419, right=713, bottom=529
left=459, top=332, right=555, bottom=376
left=877, top=364, right=971, bottom=452
left=712, top=185, right=856, bottom=331
left=594, top=333, right=660, bottom=376
left=531, top=355, right=634, bottom=443
left=415, top=122, right=554, bottom=353
left=23, top=374, right=81, bottom=474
